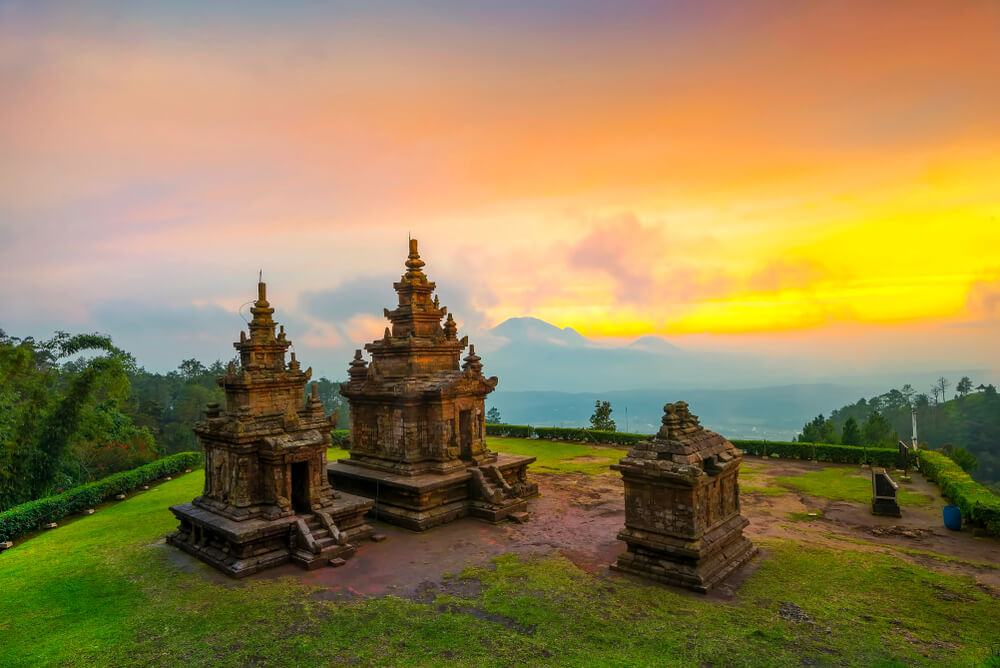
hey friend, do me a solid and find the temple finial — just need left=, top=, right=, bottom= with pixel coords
left=405, top=238, right=425, bottom=277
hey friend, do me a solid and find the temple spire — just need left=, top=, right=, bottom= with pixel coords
left=404, top=238, right=426, bottom=280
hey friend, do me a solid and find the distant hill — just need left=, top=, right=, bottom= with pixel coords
left=817, top=386, right=1000, bottom=488
left=486, top=384, right=879, bottom=442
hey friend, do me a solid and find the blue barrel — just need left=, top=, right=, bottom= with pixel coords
left=943, top=505, right=962, bottom=531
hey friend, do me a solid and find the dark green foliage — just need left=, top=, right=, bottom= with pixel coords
left=485, top=424, right=536, bottom=438
left=824, top=383, right=1000, bottom=487
left=484, top=423, right=647, bottom=444
left=919, top=449, right=1000, bottom=536
left=0, top=330, right=141, bottom=509
left=330, top=429, right=350, bottom=446
left=799, top=414, right=838, bottom=443
left=862, top=410, right=897, bottom=447
left=125, top=359, right=226, bottom=455
left=841, top=417, right=861, bottom=446
left=733, top=440, right=916, bottom=468
left=486, top=406, right=502, bottom=424
left=0, top=452, right=202, bottom=543
left=588, top=400, right=616, bottom=432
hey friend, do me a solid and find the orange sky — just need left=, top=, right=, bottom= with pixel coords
left=0, top=1, right=998, bottom=376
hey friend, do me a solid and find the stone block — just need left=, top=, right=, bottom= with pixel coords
left=510, top=511, right=530, bottom=524
left=329, top=557, right=347, bottom=567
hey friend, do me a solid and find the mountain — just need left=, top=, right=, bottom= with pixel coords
left=490, top=317, right=590, bottom=346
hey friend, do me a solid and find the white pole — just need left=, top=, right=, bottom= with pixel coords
left=911, top=409, right=918, bottom=450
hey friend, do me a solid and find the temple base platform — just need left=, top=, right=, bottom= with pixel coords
left=611, top=514, right=758, bottom=593
left=327, top=452, right=537, bottom=531
left=166, top=491, right=374, bottom=578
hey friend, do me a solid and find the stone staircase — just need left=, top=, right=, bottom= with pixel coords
left=290, top=512, right=356, bottom=570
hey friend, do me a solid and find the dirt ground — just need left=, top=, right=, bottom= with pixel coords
left=257, top=458, right=999, bottom=600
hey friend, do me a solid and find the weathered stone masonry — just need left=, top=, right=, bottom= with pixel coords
left=612, top=401, right=756, bottom=592
left=328, top=240, right=537, bottom=530
left=167, top=281, right=373, bottom=577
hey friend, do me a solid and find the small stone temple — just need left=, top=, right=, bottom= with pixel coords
left=328, top=239, right=537, bottom=530
left=167, top=281, right=373, bottom=577
left=611, top=401, right=756, bottom=592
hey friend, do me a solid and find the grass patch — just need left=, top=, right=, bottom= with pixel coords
left=787, top=510, right=824, bottom=522
left=741, top=485, right=788, bottom=497
left=776, top=466, right=933, bottom=507
left=1, top=469, right=998, bottom=666
left=816, top=531, right=1000, bottom=570
left=328, top=438, right=626, bottom=476
left=486, top=437, right=628, bottom=475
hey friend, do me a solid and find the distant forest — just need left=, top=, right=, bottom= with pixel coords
left=0, top=331, right=346, bottom=511
left=797, top=379, right=1000, bottom=490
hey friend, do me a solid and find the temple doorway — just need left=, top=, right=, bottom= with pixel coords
left=291, top=462, right=310, bottom=513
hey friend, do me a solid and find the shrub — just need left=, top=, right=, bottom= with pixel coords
left=920, top=449, right=1000, bottom=536
left=0, top=451, right=203, bottom=543
left=485, top=424, right=535, bottom=438
left=485, top=424, right=648, bottom=445
left=732, top=440, right=915, bottom=468
left=330, top=430, right=350, bottom=446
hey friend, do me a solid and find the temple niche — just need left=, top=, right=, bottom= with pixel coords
left=611, top=401, right=756, bottom=592
left=328, top=239, right=537, bottom=530
left=167, top=281, right=373, bottom=577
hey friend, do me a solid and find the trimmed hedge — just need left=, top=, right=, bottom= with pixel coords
left=486, top=424, right=535, bottom=439
left=486, top=423, right=647, bottom=445
left=919, top=449, right=1000, bottom=536
left=0, top=451, right=203, bottom=543
left=732, top=440, right=916, bottom=468
left=330, top=430, right=350, bottom=446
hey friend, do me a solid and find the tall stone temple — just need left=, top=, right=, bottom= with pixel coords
left=328, top=239, right=537, bottom=530
left=167, top=281, right=373, bottom=577
left=611, top=401, right=756, bottom=592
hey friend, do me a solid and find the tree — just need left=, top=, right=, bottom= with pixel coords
left=956, top=376, right=973, bottom=398
left=929, top=385, right=941, bottom=405
left=0, top=330, right=137, bottom=510
left=862, top=410, right=897, bottom=447
left=841, top=417, right=861, bottom=446
left=799, top=414, right=837, bottom=443
left=486, top=406, right=502, bottom=424
left=935, top=376, right=951, bottom=402
left=589, top=400, right=616, bottom=432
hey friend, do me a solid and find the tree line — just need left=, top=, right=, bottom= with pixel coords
left=796, top=377, right=999, bottom=490
left=0, top=330, right=347, bottom=511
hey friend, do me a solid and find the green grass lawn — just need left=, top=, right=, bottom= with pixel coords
left=0, top=452, right=1000, bottom=666
left=330, top=437, right=628, bottom=476
left=776, top=466, right=934, bottom=507
left=1, top=465, right=998, bottom=666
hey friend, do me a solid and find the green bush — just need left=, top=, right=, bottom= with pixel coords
left=0, top=451, right=202, bottom=543
left=485, top=424, right=535, bottom=438
left=920, top=449, right=1000, bottom=536
left=732, top=440, right=914, bottom=468
left=330, top=429, right=350, bottom=446
left=485, top=423, right=649, bottom=445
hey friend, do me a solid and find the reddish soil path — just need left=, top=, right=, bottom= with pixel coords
left=252, top=460, right=998, bottom=599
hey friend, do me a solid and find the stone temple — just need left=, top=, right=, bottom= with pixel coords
left=611, top=401, right=756, bottom=592
left=328, top=239, right=537, bottom=530
left=167, top=281, right=373, bottom=577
